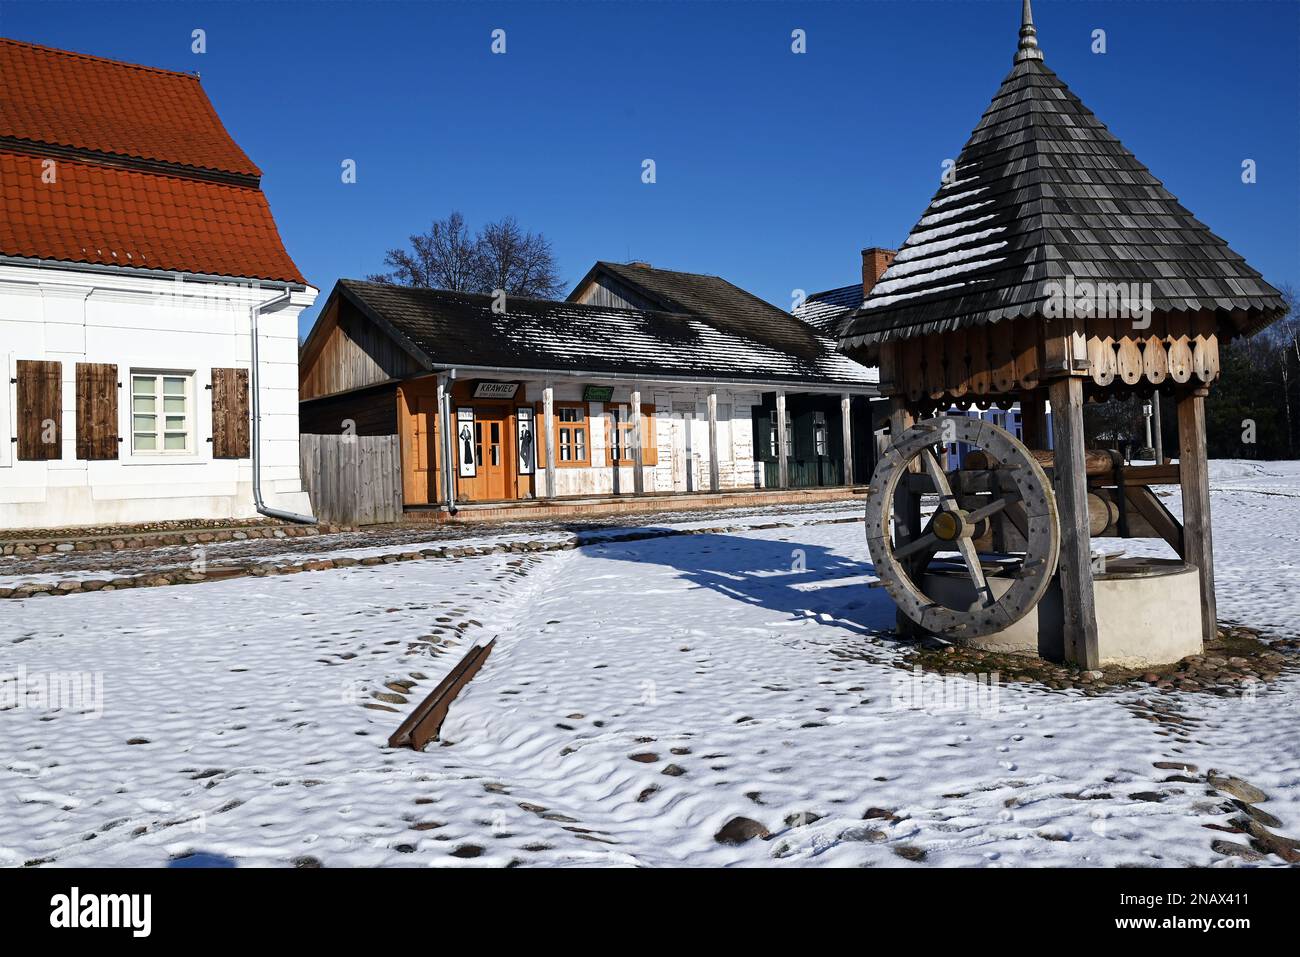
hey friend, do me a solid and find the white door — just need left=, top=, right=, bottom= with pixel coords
left=669, top=406, right=696, bottom=493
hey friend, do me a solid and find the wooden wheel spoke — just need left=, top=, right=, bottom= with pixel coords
left=919, top=449, right=957, bottom=508
left=894, top=531, right=940, bottom=562
left=954, top=537, right=996, bottom=607
left=966, top=493, right=1017, bottom=526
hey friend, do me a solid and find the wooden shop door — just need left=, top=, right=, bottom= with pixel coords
left=464, top=407, right=511, bottom=501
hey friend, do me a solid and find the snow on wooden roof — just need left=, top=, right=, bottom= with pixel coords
left=570, top=261, right=831, bottom=359
left=796, top=283, right=863, bottom=335
left=332, top=279, right=877, bottom=389
left=840, top=1, right=1286, bottom=350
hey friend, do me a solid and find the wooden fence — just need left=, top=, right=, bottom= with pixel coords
left=299, top=433, right=402, bottom=525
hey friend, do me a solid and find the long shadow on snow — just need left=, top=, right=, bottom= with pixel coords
left=578, top=528, right=899, bottom=637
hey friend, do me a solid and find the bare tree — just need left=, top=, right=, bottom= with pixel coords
left=368, top=211, right=565, bottom=299
left=368, top=211, right=482, bottom=291
left=1271, top=285, right=1298, bottom=456
left=475, top=217, right=565, bottom=299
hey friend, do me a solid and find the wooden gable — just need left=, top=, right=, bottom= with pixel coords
left=299, top=294, right=425, bottom=402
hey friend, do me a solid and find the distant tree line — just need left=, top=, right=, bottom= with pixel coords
left=1205, top=285, right=1298, bottom=460
left=368, top=210, right=565, bottom=300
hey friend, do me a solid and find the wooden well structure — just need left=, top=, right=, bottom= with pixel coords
left=840, top=2, right=1288, bottom=669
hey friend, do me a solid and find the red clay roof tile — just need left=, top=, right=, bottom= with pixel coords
left=0, top=38, right=259, bottom=176
left=0, top=39, right=306, bottom=283
left=0, top=150, right=305, bottom=282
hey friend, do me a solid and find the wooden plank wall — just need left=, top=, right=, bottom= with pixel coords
left=299, top=432, right=403, bottom=525
left=300, top=301, right=422, bottom=401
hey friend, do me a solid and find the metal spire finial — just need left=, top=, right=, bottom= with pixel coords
left=1015, top=0, right=1044, bottom=63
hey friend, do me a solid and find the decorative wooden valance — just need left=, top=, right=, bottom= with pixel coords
left=877, top=312, right=1222, bottom=404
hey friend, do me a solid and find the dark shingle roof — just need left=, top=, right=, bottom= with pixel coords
left=570, top=261, right=827, bottom=358
left=840, top=49, right=1286, bottom=349
left=796, top=283, right=863, bottom=335
left=335, top=280, right=876, bottom=388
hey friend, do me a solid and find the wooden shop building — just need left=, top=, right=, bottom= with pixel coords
left=297, top=264, right=879, bottom=519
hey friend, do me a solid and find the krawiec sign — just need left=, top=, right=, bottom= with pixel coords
left=473, top=381, right=518, bottom=399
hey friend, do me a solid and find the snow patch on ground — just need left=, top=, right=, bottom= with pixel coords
left=2, top=463, right=1298, bottom=867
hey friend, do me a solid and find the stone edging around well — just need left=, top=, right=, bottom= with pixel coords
left=0, top=516, right=864, bottom=600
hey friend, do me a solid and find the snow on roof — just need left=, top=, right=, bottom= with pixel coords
left=334, top=280, right=878, bottom=388
left=840, top=14, right=1286, bottom=350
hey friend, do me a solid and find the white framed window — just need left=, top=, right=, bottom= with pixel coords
left=131, top=370, right=194, bottom=454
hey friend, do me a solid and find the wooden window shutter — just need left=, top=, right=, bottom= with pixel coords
left=75, top=363, right=120, bottom=460
left=640, top=403, right=658, bottom=466
left=211, top=368, right=251, bottom=458
left=15, top=359, right=62, bottom=460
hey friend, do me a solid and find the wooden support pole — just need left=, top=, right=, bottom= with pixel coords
left=631, top=388, right=645, bottom=495
left=542, top=383, right=556, bottom=499
left=841, top=393, right=854, bottom=485
left=1020, top=389, right=1048, bottom=451
left=1048, top=376, right=1100, bottom=669
left=707, top=391, right=720, bottom=492
left=1152, top=390, right=1165, bottom=463
left=1178, top=388, right=1215, bottom=647
left=775, top=390, right=789, bottom=489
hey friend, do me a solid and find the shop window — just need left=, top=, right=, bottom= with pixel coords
left=556, top=404, right=589, bottom=466
left=769, top=413, right=794, bottom=458
left=609, top=404, right=657, bottom=466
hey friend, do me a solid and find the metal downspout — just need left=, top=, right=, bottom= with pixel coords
left=251, top=285, right=316, bottom=524
left=440, top=370, right=457, bottom=513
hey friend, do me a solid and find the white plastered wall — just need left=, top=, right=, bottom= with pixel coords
left=0, top=261, right=317, bottom=529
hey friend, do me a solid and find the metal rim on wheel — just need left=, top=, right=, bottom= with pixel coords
left=864, top=416, right=1060, bottom=639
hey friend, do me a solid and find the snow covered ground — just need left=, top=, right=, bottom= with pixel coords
left=2, top=462, right=1298, bottom=867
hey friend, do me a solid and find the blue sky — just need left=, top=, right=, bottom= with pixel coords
left=3, top=0, right=1297, bottom=339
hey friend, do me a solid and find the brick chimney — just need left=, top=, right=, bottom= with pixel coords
left=862, top=247, right=896, bottom=297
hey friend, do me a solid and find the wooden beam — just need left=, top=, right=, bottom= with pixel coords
left=1178, top=388, right=1215, bottom=646
left=1125, top=485, right=1185, bottom=556
left=1048, top=376, right=1100, bottom=669
left=1152, top=390, right=1165, bottom=463
left=776, top=390, right=789, bottom=488
left=1020, top=390, right=1048, bottom=450
left=388, top=639, right=497, bottom=751
left=841, top=393, right=854, bottom=485
left=707, top=390, right=720, bottom=492
left=631, top=388, right=645, bottom=494
left=542, top=383, right=556, bottom=499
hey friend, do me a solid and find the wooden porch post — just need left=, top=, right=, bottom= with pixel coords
left=1048, top=376, right=1100, bottom=669
left=1020, top=389, right=1048, bottom=450
left=631, top=387, right=645, bottom=495
left=776, top=390, right=789, bottom=488
left=1177, top=387, right=1215, bottom=646
left=542, top=382, right=556, bottom=499
left=707, top=391, right=720, bottom=492
left=841, top=392, right=854, bottom=485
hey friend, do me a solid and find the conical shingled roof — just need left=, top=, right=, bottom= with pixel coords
left=840, top=3, right=1286, bottom=351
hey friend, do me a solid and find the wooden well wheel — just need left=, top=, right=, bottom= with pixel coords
left=865, top=416, right=1061, bottom=638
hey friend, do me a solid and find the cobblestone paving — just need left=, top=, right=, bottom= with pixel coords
left=0, top=500, right=863, bottom=583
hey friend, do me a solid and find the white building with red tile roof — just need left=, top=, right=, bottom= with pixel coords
left=0, top=39, right=317, bottom=530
